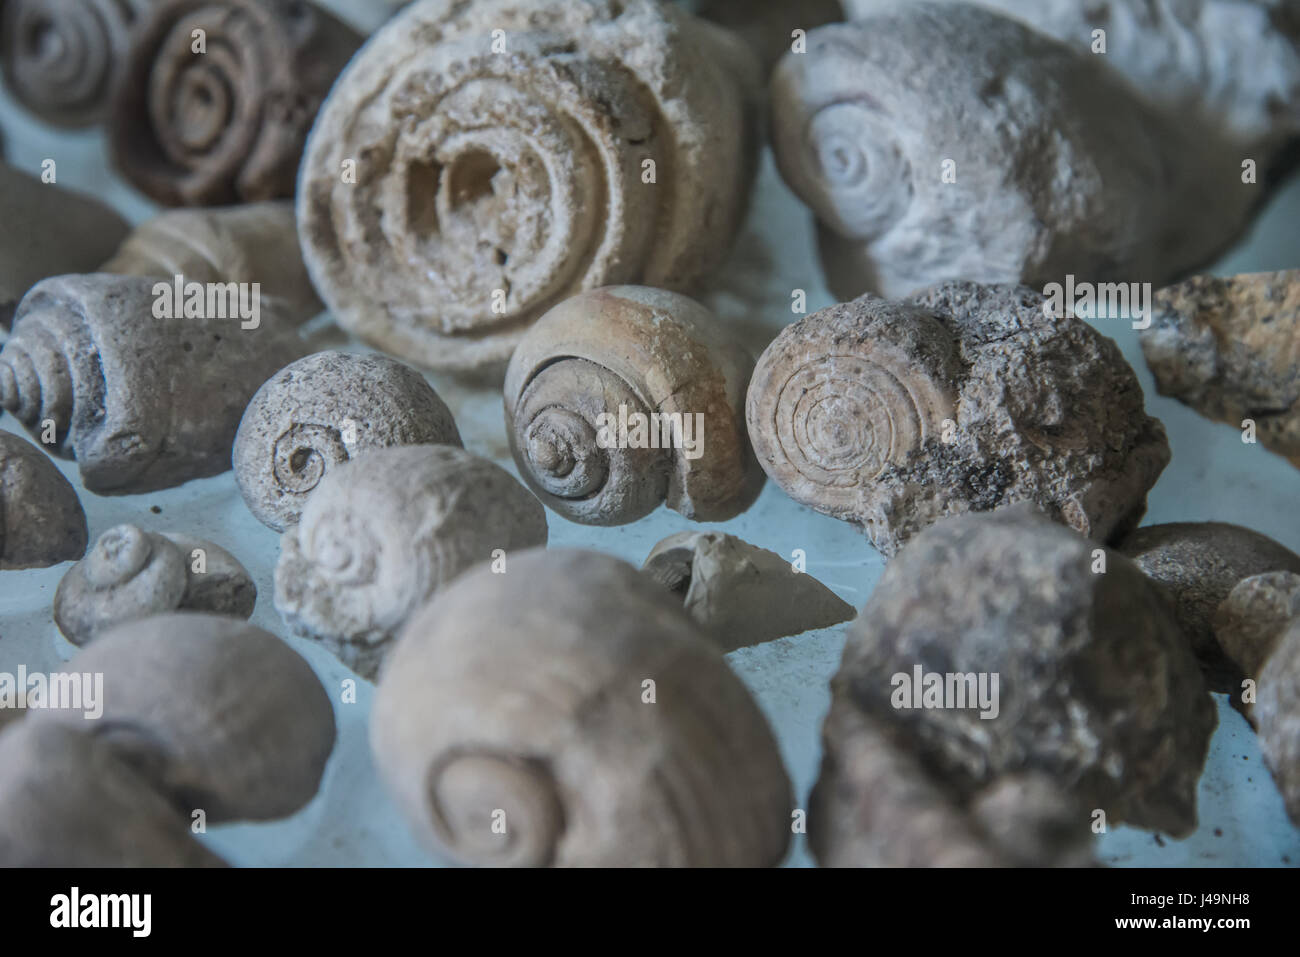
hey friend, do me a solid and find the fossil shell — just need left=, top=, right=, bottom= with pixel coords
left=0, top=430, right=88, bottom=570
left=0, top=273, right=305, bottom=494
left=747, top=282, right=1170, bottom=557
left=371, top=548, right=794, bottom=867
left=274, top=444, right=548, bottom=680
left=1216, top=571, right=1300, bottom=682
left=817, top=506, right=1216, bottom=840
left=505, top=287, right=763, bottom=525
left=53, top=524, right=255, bottom=645
left=0, top=0, right=153, bottom=127
left=1256, top=620, right=1300, bottom=826
left=297, top=0, right=759, bottom=373
left=234, top=351, right=463, bottom=532
left=101, top=202, right=323, bottom=324
left=1140, top=269, right=1300, bottom=469
left=771, top=5, right=1256, bottom=300
left=642, top=530, right=854, bottom=651
left=41, top=612, right=336, bottom=822
left=108, top=0, right=361, bottom=205
left=0, top=719, right=227, bottom=867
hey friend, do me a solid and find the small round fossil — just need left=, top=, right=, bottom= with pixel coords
left=234, top=351, right=463, bottom=531
left=0, top=430, right=88, bottom=570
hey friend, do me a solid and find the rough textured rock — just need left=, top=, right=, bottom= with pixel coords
left=298, top=0, right=760, bottom=373
left=275, top=444, right=548, bottom=681
left=698, top=0, right=843, bottom=75
left=771, top=4, right=1256, bottom=301
left=814, top=507, right=1216, bottom=847
left=1256, top=620, right=1300, bottom=826
left=234, top=351, right=463, bottom=532
left=0, top=430, right=87, bottom=570
left=0, top=273, right=305, bottom=494
left=1121, top=523, right=1300, bottom=691
left=747, top=282, right=1170, bottom=558
left=102, top=202, right=324, bottom=324
left=1140, top=270, right=1300, bottom=468
left=0, top=0, right=154, bottom=127
left=109, top=0, right=361, bottom=205
left=505, top=287, right=763, bottom=525
left=53, top=524, right=255, bottom=645
left=372, top=548, right=793, bottom=867
left=1215, top=571, right=1300, bottom=680
left=642, top=530, right=854, bottom=651
left=0, top=163, right=130, bottom=329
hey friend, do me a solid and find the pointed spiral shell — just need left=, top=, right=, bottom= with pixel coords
left=371, top=549, right=794, bottom=867
left=274, top=444, right=548, bottom=680
left=296, top=0, right=759, bottom=373
left=108, top=0, right=360, bottom=205
left=505, top=287, right=763, bottom=525
left=0, top=431, right=88, bottom=570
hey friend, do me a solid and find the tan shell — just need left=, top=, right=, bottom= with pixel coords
left=371, top=549, right=793, bottom=867
left=274, top=444, right=548, bottom=680
left=0, top=430, right=88, bottom=570
left=505, top=286, right=763, bottom=525
left=297, top=0, right=759, bottom=373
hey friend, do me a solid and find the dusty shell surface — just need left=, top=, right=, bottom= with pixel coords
left=814, top=507, right=1216, bottom=848
left=234, top=351, right=463, bottom=532
left=771, top=5, right=1255, bottom=301
left=1140, top=270, right=1300, bottom=468
left=42, top=613, right=336, bottom=823
left=274, top=444, right=548, bottom=681
left=747, top=282, right=1170, bottom=557
left=1121, top=522, right=1300, bottom=691
left=642, top=530, right=854, bottom=651
left=371, top=548, right=794, bottom=867
left=109, top=0, right=361, bottom=205
left=0, top=720, right=226, bottom=867
left=505, top=286, right=763, bottom=525
left=298, top=0, right=759, bottom=373
left=0, top=273, right=305, bottom=494
left=0, top=431, right=88, bottom=570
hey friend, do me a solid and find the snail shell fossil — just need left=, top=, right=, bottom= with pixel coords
left=371, top=548, right=794, bottom=867
left=0, top=430, right=88, bottom=570
left=297, top=0, right=760, bottom=373
left=0, top=0, right=153, bottom=128
left=101, top=202, right=324, bottom=324
left=746, top=282, right=1171, bottom=557
left=771, top=5, right=1256, bottom=301
left=0, top=273, right=305, bottom=494
left=234, top=351, right=463, bottom=532
left=274, top=444, right=548, bottom=681
left=505, top=286, right=764, bottom=525
left=53, top=524, right=255, bottom=645
left=108, top=0, right=361, bottom=205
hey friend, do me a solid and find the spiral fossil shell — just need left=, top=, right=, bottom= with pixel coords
left=274, top=444, right=548, bottom=680
left=0, top=273, right=305, bottom=494
left=297, top=0, right=760, bottom=372
left=746, top=282, right=1171, bottom=557
left=0, top=430, right=88, bottom=570
left=108, top=0, right=361, bottom=206
left=0, top=0, right=153, bottom=127
left=505, top=286, right=763, bottom=525
left=234, top=351, right=463, bottom=531
left=371, top=549, right=794, bottom=867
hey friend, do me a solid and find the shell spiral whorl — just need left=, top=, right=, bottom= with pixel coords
left=271, top=422, right=349, bottom=495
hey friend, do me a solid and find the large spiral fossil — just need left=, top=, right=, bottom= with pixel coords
left=0, top=0, right=154, bottom=127
left=505, top=286, right=763, bottom=525
left=771, top=4, right=1257, bottom=301
left=371, top=549, right=794, bottom=867
left=297, top=0, right=760, bottom=373
left=274, top=444, right=548, bottom=681
left=747, top=282, right=1171, bottom=557
left=234, top=351, right=462, bottom=531
left=108, top=0, right=361, bottom=205
left=0, top=273, right=305, bottom=494
left=0, top=430, right=88, bottom=570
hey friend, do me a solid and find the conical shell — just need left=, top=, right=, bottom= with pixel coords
left=0, top=430, right=87, bottom=570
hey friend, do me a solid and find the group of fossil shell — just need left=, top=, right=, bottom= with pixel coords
left=1, top=0, right=1299, bottom=867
